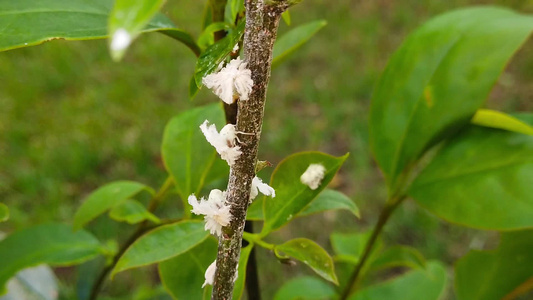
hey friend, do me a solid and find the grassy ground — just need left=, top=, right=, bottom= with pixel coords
left=0, top=0, right=532, bottom=298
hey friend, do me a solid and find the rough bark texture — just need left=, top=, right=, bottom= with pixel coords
left=211, top=1, right=288, bottom=299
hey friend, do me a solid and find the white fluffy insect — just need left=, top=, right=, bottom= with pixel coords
left=110, top=28, right=132, bottom=51
left=200, top=120, right=242, bottom=166
left=188, top=189, right=232, bottom=237
left=250, top=176, right=276, bottom=202
left=300, top=163, right=326, bottom=190
left=202, top=259, right=238, bottom=288
left=202, top=57, right=253, bottom=104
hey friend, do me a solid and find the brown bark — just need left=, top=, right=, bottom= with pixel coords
left=211, top=1, right=289, bottom=299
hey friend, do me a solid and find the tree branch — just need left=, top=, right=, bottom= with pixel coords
left=211, top=1, right=288, bottom=299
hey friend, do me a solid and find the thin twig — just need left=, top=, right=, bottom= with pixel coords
left=339, top=196, right=405, bottom=300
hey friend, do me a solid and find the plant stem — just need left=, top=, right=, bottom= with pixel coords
left=89, top=176, right=174, bottom=300
left=339, top=196, right=405, bottom=300
left=211, top=1, right=290, bottom=298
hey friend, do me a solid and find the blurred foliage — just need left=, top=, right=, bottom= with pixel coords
left=0, top=0, right=532, bottom=298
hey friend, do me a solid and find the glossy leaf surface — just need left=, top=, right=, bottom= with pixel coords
left=112, top=221, right=209, bottom=276
left=194, top=20, right=245, bottom=87
left=275, top=238, right=338, bottom=284
left=0, top=224, right=102, bottom=294
left=108, top=199, right=160, bottom=225
left=369, top=7, right=533, bottom=192
left=272, top=20, right=327, bottom=68
left=0, top=0, right=199, bottom=55
left=273, top=276, right=336, bottom=300
left=263, top=152, right=348, bottom=233
left=73, top=181, right=151, bottom=230
left=409, top=115, right=533, bottom=230
left=455, top=230, right=533, bottom=300
left=159, top=238, right=217, bottom=300
left=247, top=188, right=358, bottom=220
left=349, top=261, right=447, bottom=300
left=472, top=109, right=533, bottom=135
left=161, top=104, right=227, bottom=200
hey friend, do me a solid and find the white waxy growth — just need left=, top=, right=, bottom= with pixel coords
left=200, top=120, right=242, bottom=166
left=188, top=189, right=232, bottom=237
left=202, top=260, right=217, bottom=288
left=300, top=163, right=326, bottom=190
left=110, top=28, right=132, bottom=51
left=250, top=176, right=276, bottom=201
left=202, top=57, right=253, bottom=104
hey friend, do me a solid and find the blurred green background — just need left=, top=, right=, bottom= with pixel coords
left=0, top=0, right=532, bottom=298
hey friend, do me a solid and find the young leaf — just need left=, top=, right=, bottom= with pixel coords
left=368, top=245, right=426, bottom=272
left=194, top=20, right=245, bottom=87
left=108, top=0, right=166, bottom=60
left=73, top=181, right=152, bottom=230
left=161, top=104, right=227, bottom=200
left=369, top=7, right=533, bottom=193
left=108, top=199, right=160, bottom=225
left=247, top=188, right=359, bottom=220
left=281, top=10, right=291, bottom=26
left=348, top=261, right=447, bottom=300
left=262, top=152, right=348, bottom=233
left=0, top=0, right=199, bottom=55
left=224, top=0, right=244, bottom=24
left=275, top=238, right=338, bottom=284
left=197, top=22, right=232, bottom=50
left=159, top=238, right=218, bottom=300
left=409, top=115, right=533, bottom=230
left=272, top=20, right=327, bottom=68
left=233, top=244, right=253, bottom=300
left=472, top=109, right=533, bottom=135
left=273, top=276, right=336, bottom=300
left=455, top=230, right=533, bottom=300
left=0, top=203, right=8, bottom=222
left=0, top=223, right=103, bottom=294
left=112, top=220, right=209, bottom=277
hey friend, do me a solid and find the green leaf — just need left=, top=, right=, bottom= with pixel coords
left=0, top=203, right=8, bottom=222
left=369, top=7, right=533, bottom=192
left=0, top=223, right=103, bottom=294
left=108, top=199, right=160, bottom=225
left=189, top=75, right=200, bottom=100
left=197, top=22, right=232, bottom=51
left=194, top=20, right=245, bottom=87
left=275, top=238, right=338, bottom=284
left=159, top=238, right=217, bottom=300
left=409, top=115, right=533, bottom=230
left=233, top=244, right=253, bottom=300
left=73, top=181, right=152, bottom=230
left=224, top=0, right=244, bottom=24
left=262, top=152, right=348, bottom=233
left=0, top=0, right=199, bottom=55
left=300, top=189, right=359, bottom=218
left=272, top=20, right=327, bottom=68
left=112, top=220, right=209, bottom=277
left=456, top=230, right=533, bottom=300
left=281, top=10, right=291, bottom=26
left=247, top=188, right=358, bottom=221
left=348, top=261, right=447, bottom=300
left=108, top=0, right=166, bottom=61
left=273, top=276, right=336, bottom=300
left=161, top=104, right=228, bottom=200
left=368, top=245, right=426, bottom=272
left=330, top=232, right=381, bottom=265
left=472, top=109, right=533, bottom=135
